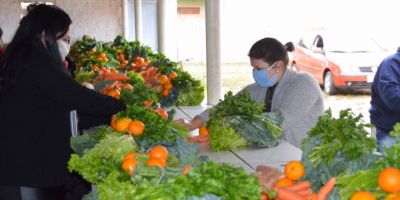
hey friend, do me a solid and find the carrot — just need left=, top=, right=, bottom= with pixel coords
left=143, top=100, right=154, bottom=109
left=283, top=181, right=311, bottom=192
left=182, top=164, right=192, bottom=175
left=317, top=177, right=336, bottom=200
left=102, top=74, right=129, bottom=81
left=275, top=187, right=306, bottom=200
left=296, top=188, right=313, bottom=197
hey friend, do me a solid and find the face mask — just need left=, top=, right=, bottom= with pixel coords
left=252, top=62, right=278, bottom=88
left=57, top=40, right=70, bottom=61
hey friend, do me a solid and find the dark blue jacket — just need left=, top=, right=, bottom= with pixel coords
left=370, top=49, right=400, bottom=131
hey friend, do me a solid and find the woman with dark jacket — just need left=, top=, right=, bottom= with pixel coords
left=0, top=5, right=125, bottom=200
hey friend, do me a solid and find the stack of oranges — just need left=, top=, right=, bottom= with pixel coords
left=121, top=151, right=139, bottom=175
left=350, top=167, right=400, bottom=200
left=97, top=52, right=109, bottom=63
left=121, top=145, right=169, bottom=176
left=158, top=72, right=177, bottom=97
left=274, top=160, right=305, bottom=187
left=111, top=115, right=145, bottom=137
left=146, top=145, right=169, bottom=168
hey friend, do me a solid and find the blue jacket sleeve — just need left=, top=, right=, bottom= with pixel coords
left=378, top=58, right=400, bottom=112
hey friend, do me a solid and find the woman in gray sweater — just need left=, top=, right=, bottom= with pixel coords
left=180, top=38, right=324, bottom=148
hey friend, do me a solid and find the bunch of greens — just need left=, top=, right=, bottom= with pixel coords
left=335, top=123, right=400, bottom=200
left=89, top=161, right=261, bottom=200
left=120, top=71, right=159, bottom=108
left=69, top=35, right=205, bottom=106
left=68, top=133, right=136, bottom=184
left=302, top=109, right=376, bottom=167
left=120, top=105, right=189, bottom=151
left=207, top=91, right=282, bottom=151
left=70, top=126, right=112, bottom=156
left=300, top=109, right=379, bottom=199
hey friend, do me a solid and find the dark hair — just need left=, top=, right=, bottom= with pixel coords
left=248, top=38, right=294, bottom=65
left=0, top=4, right=71, bottom=94
left=0, top=27, right=3, bottom=39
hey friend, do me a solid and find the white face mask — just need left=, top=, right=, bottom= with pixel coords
left=57, top=40, right=70, bottom=61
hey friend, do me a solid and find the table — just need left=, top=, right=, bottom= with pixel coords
left=168, top=105, right=302, bottom=173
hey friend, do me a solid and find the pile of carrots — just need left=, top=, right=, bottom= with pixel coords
left=99, top=81, right=133, bottom=99
left=272, top=178, right=336, bottom=200
left=259, top=161, right=336, bottom=200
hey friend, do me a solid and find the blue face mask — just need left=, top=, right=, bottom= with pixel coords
left=252, top=62, right=277, bottom=88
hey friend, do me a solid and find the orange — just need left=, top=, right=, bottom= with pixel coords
left=148, top=145, right=168, bottom=160
left=182, top=164, right=192, bottom=175
left=385, top=193, right=400, bottom=200
left=273, top=177, right=293, bottom=187
left=153, top=108, right=168, bottom=120
left=110, top=115, right=117, bottom=129
left=123, top=152, right=139, bottom=161
left=379, top=167, right=400, bottom=193
left=168, top=72, right=177, bottom=79
left=128, top=120, right=145, bottom=136
left=284, top=161, right=305, bottom=181
left=164, top=83, right=173, bottom=90
left=121, top=159, right=137, bottom=175
left=350, top=191, right=376, bottom=200
left=162, top=89, right=169, bottom=97
left=158, top=75, right=169, bottom=85
left=114, top=117, right=132, bottom=132
left=135, top=56, right=145, bottom=64
left=107, top=88, right=120, bottom=99
left=121, top=83, right=133, bottom=90
left=199, top=125, right=209, bottom=136
left=146, top=158, right=167, bottom=168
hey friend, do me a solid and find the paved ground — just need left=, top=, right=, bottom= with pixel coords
left=183, top=63, right=372, bottom=125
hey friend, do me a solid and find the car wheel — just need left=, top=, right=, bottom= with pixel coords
left=324, top=71, right=336, bottom=95
left=291, top=63, right=297, bottom=72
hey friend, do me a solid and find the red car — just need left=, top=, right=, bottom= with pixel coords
left=290, top=33, right=386, bottom=94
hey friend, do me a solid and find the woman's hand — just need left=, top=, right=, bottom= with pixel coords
left=174, top=117, right=204, bottom=131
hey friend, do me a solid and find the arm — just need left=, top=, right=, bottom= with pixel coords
left=31, top=56, right=125, bottom=117
left=378, top=59, right=400, bottom=112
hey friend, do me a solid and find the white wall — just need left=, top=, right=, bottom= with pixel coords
left=0, top=0, right=20, bottom=43
left=56, top=0, right=123, bottom=43
left=0, top=0, right=124, bottom=44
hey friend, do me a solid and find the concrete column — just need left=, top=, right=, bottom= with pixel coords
left=122, top=0, right=129, bottom=38
left=134, top=0, right=142, bottom=41
left=157, top=0, right=166, bottom=53
left=205, top=0, right=221, bottom=105
left=157, top=0, right=177, bottom=59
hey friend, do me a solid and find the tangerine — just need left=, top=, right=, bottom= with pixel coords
left=284, top=161, right=305, bottom=181
left=273, top=177, right=293, bottom=187
left=350, top=191, right=376, bottom=200
left=146, top=158, right=167, bottom=168
left=379, top=167, right=400, bottom=193
left=158, top=75, right=169, bottom=85
left=168, top=72, right=177, bottom=79
left=199, top=125, right=209, bottom=136
left=114, top=117, right=131, bottom=132
left=110, top=115, right=117, bottom=129
left=128, top=120, right=145, bottom=136
left=122, top=159, right=137, bottom=175
left=123, top=152, right=139, bottom=161
left=148, top=145, right=168, bottom=160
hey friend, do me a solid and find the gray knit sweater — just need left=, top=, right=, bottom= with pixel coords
left=195, top=69, right=324, bottom=148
